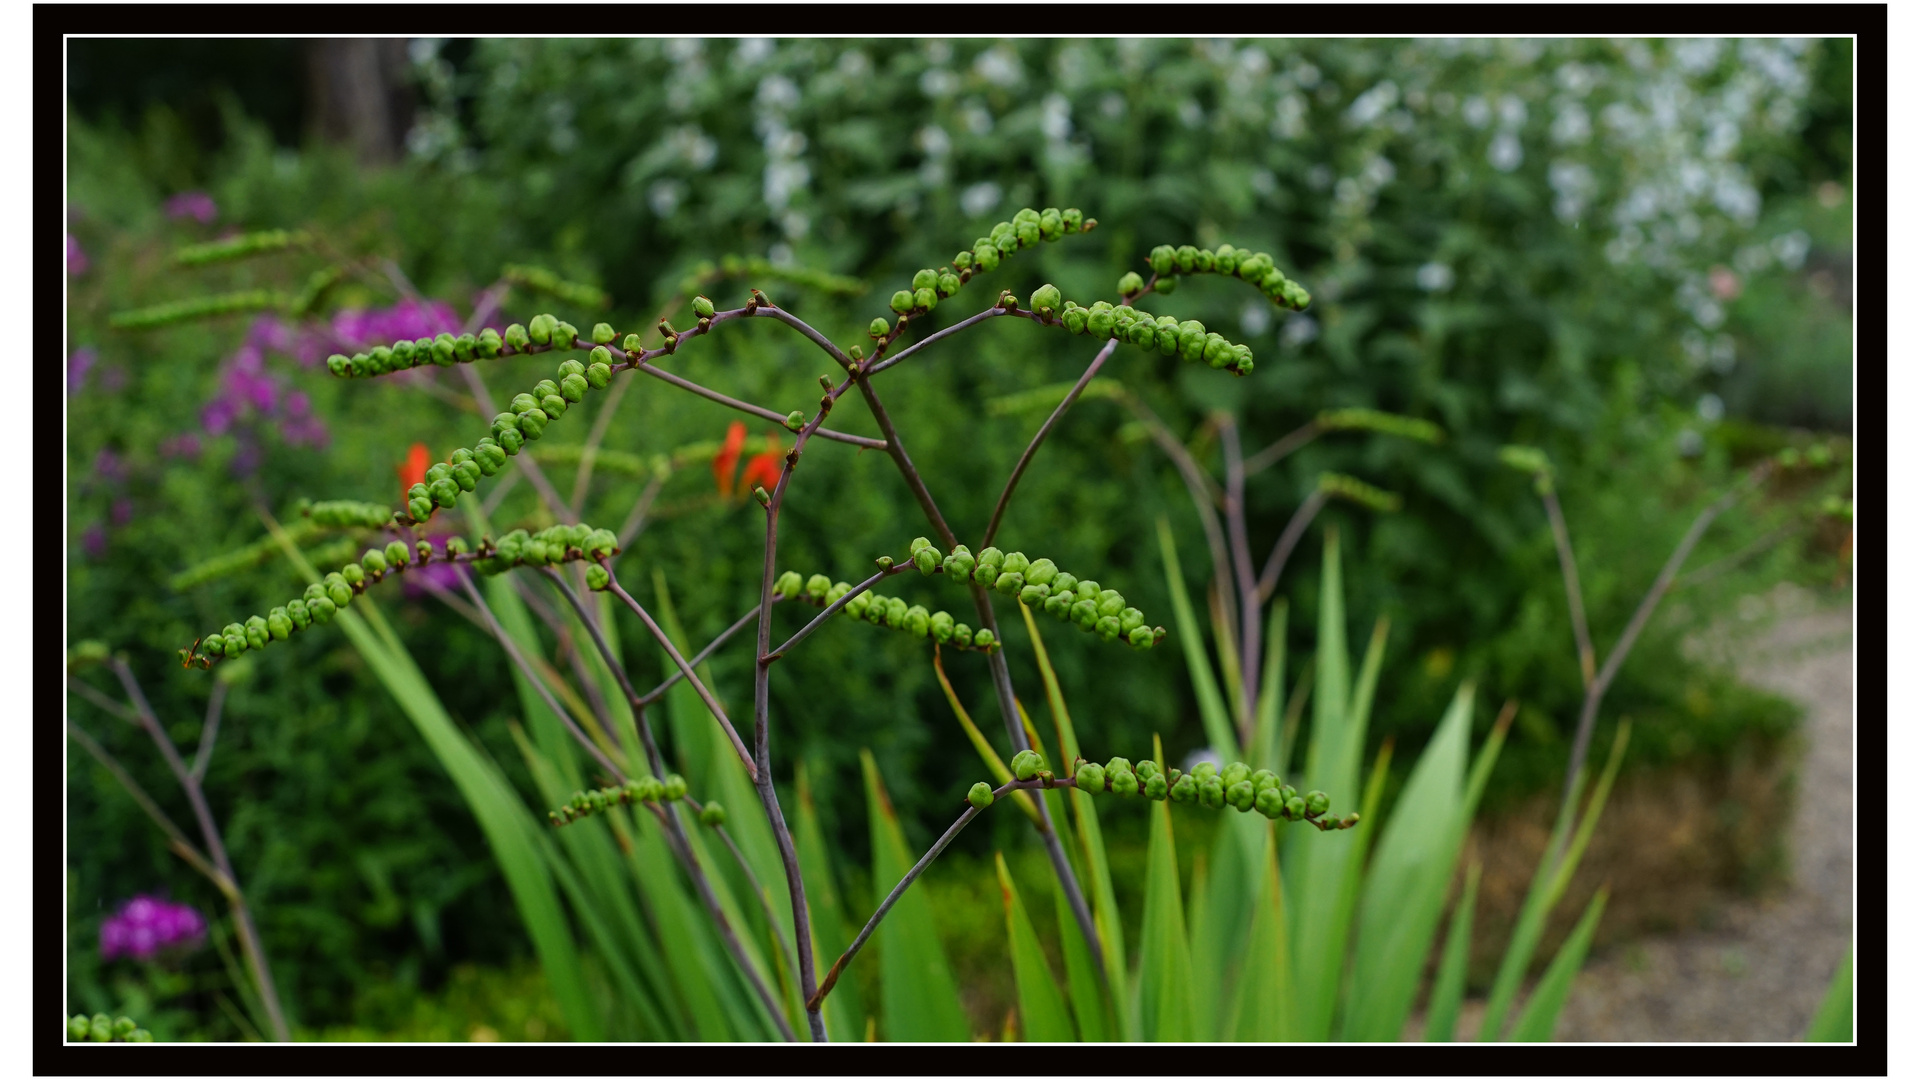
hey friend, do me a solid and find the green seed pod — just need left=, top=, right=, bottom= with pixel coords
left=1029, top=283, right=1062, bottom=318
left=913, top=287, right=937, bottom=311
left=1198, top=776, right=1225, bottom=809
left=1109, top=768, right=1139, bottom=797
left=1339, top=812, right=1361, bottom=829
left=1093, top=615, right=1120, bottom=642
left=1045, top=573, right=1076, bottom=597
left=1038, top=207, right=1065, bottom=240
left=1249, top=769, right=1279, bottom=793
left=1190, top=762, right=1217, bottom=784
left=1279, top=784, right=1298, bottom=804
left=994, top=571, right=1025, bottom=596
left=453, top=461, right=481, bottom=491
left=1077, top=579, right=1103, bottom=602
left=699, top=801, right=726, bottom=826
left=1118, top=607, right=1146, bottom=634
left=1043, top=592, right=1073, bottom=620
left=974, top=546, right=1004, bottom=581
left=454, top=334, right=478, bottom=363
left=798, top=574, right=830, bottom=602
left=772, top=570, right=804, bottom=600
left=1166, top=245, right=1193, bottom=273
left=517, top=409, right=549, bottom=439
left=1148, top=245, right=1175, bottom=275
left=583, top=364, right=614, bottom=395
left=509, top=393, right=540, bottom=416
left=1128, top=626, right=1156, bottom=649
left=1018, top=583, right=1048, bottom=606
left=427, top=478, right=458, bottom=509
left=978, top=243, right=1005, bottom=271
left=1255, top=786, right=1286, bottom=819
left=444, top=536, right=469, bottom=557
left=308, top=595, right=337, bottom=623
left=90, top=1014, right=113, bottom=1042
left=428, top=334, right=456, bottom=366
left=1142, top=772, right=1169, bottom=800
left=930, top=610, right=955, bottom=642
left=426, top=462, right=454, bottom=487
left=949, top=622, right=973, bottom=648
left=408, top=498, right=434, bottom=522
left=127, top=1029, right=153, bottom=1043
left=112, top=1016, right=137, bottom=1039
left=1012, top=559, right=1053, bottom=588
left=1070, top=599, right=1098, bottom=629
left=362, top=548, right=389, bottom=576
left=1060, top=306, right=1088, bottom=335
left=1129, top=320, right=1157, bottom=348
left=475, top=327, right=502, bottom=358
left=1209, top=245, right=1236, bottom=275
left=347, top=352, right=373, bottom=378
left=284, top=598, right=310, bottom=630
left=326, top=354, right=350, bottom=377
left=843, top=593, right=871, bottom=620
left=824, top=582, right=852, bottom=607
left=1203, top=333, right=1231, bottom=369
left=527, top=315, right=555, bottom=346
left=68, top=1014, right=90, bottom=1042
left=952, top=250, right=974, bottom=271
left=663, top=774, right=688, bottom=800
left=929, top=272, right=959, bottom=299
left=337, top=555, right=369, bottom=585
left=504, top=323, right=531, bottom=351
left=904, top=605, right=931, bottom=638
left=945, top=546, right=976, bottom=579
left=1221, top=762, right=1251, bottom=788
left=1284, top=795, right=1307, bottom=821
left=1169, top=774, right=1196, bottom=803
left=1095, top=591, right=1125, bottom=619
left=1117, top=271, right=1144, bottom=295
left=1305, top=790, right=1331, bottom=819
left=1051, top=207, right=1079, bottom=231
left=1226, top=780, right=1256, bottom=812
left=325, top=577, right=353, bottom=608
left=497, top=426, right=525, bottom=455
left=1075, top=761, right=1106, bottom=793
left=1012, top=749, right=1043, bottom=781
left=973, top=628, right=996, bottom=650
left=368, top=345, right=395, bottom=374
left=584, top=564, right=611, bottom=590
left=1013, top=219, right=1039, bottom=247
left=559, top=372, right=589, bottom=402
left=1154, top=275, right=1178, bottom=295
left=890, top=290, right=915, bottom=314
left=909, top=268, right=936, bottom=292
left=540, top=393, right=568, bottom=417
left=864, top=596, right=888, bottom=625
left=379, top=542, right=408, bottom=571
left=912, top=547, right=940, bottom=576
left=968, top=781, right=995, bottom=810
left=883, top=596, right=908, bottom=629
left=567, top=356, right=594, bottom=381
left=1087, top=309, right=1116, bottom=339
left=999, top=551, right=1029, bottom=577
left=243, top=622, right=268, bottom=650
left=552, top=321, right=579, bottom=350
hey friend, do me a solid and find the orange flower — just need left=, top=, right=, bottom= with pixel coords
left=713, top=421, right=748, bottom=495
left=398, top=442, right=431, bottom=500
left=740, top=433, right=784, bottom=496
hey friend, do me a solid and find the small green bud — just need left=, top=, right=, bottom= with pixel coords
left=1038, top=208, right=1065, bottom=240
left=1284, top=795, right=1307, bottom=821
left=1012, top=749, right=1043, bottom=781
left=90, top=1014, right=113, bottom=1042
left=1070, top=599, right=1099, bottom=630
left=973, top=244, right=1001, bottom=271
left=622, top=333, right=644, bottom=353
left=1029, top=283, right=1062, bottom=317
left=1063, top=306, right=1089, bottom=335
left=914, top=547, right=940, bottom=575
left=1226, top=780, right=1256, bottom=812
left=1087, top=308, right=1116, bottom=339
left=699, top=801, right=727, bottom=826
left=1075, top=762, right=1106, bottom=793
left=1221, top=762, right=1250, bottom=788
left=663, top=774, right=688, bottom=800
left=1044, top=592, right=1073, bottom=620
left=949, top=622, right=973, bottom=648
left=843, top=593, right=871, bottom=620
left=1305, top=791, right=1331, bottom=819
left=1154, top=275, right=1178, bottom=295
left=1019, top=583, right=1049, bottom=606
left=1061, top=208, right=1084, bottom=231
left=427, top=478, right=459, bottom=509
left=560, top=372, right=588, bottom=402
left=1128, top=625, right=1157, bottom=649
left=1015, top=219, right=1040, bottom=247
left=773, top=570, right=804, bottom=600
left=1143, top=772, right=1169, bottom=800
left=973, top=627, right=996, bottom=650
left=1117, top=271, right=1144, bottom=295
left=804, top=573, right=832, bottom=601
left=586, top=362, right=613, bottom=390
left=1149, top=245, right=1176, bottom=275
left=974, top=546, right=1004, bottom=583
left=1255, top=786, right=1286, bottom=819
left=968, top=781, right=995, bottom=810
left=908, top=269, right=935, bottom=292
left=362, top=548, right=389, bottom=576
left=477, top=327, right=502, bottom=357
left=308, top=595, right=337, bottom=622
left=882, top=596, right=908, bottom=629
left=904, top=605, right=931, bottom=638
left=913, top=287, right=937, bottom=311
left=540, top=393, right=568, bottom=418
left=1169, top=774, right=1197, bottom=803
left=431, top=333, right=458, bottom=366
left=453, top=334, right=477, bottom=363
left=584, top=563, right=612, bottom=590
left=890, top=290, right=915, bottom=314
left=552, top=321, right=579, bottom=350
left=693, top=295, right=716, bottom=318
left=994, top=571, right=1025, bottom=596
left=945, top=546, right=976, bottom=579
left=505, top=323, right=530, bottom=350
left=68, top=1015, right=90, bottom=1042
left=930, top=610, right=955, bottom=642
left=517, top=409, right=549, bottom=439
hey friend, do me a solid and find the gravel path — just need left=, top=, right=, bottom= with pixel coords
left=1551, top=584, right=1854, bottom=1042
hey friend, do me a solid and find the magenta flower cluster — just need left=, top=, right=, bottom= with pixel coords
left=99, top=896, right=205, bottom=961
left=164, top=191, right=218, bottom=224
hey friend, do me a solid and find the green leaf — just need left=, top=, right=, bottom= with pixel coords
left=1227, top=826, right=1295, bottom=1041
left=860, top=750, right=971, bottom=1041
left=1051, top=864, right=1112, bottom=1043
left=995, top=852, right=1076, bottom=1042
left=1506, top=887, right=1609, bottom=1041
left=1156, top=517, right=1238, bottom=762
left=795, top=763, right=864, bottom=1043
left=1479, top=721, right=1631, bottom=1040
left=1804, top=947, right=1853, bottom=1042
left=1424, top=861, right=1481, bottom=1042
left=1136, top=798, right=1196, bottom=1041
left=1252, top=600, right=1287, bottom=771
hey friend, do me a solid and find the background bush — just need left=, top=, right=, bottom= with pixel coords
left=66, top=36, right=1851, bottom=1037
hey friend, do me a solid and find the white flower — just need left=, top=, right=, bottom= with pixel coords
left=1696, top=393, right=1724, bottom=422
left=1488, top=132, right=1523, bottom=173
left=1416, top=262, right=1455, bottom=292
left=960, top=181, right=1002, bottom=219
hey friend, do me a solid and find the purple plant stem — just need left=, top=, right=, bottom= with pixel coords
left=1541, top=488, right=1597, bottom=688
left=1242, top=418, right=1324, bottom=477
left=1553, top=463, right=1772, bottom=848
left=1255, top=489, right=1331, bottom=603
left=190, top=679, right=227, bottom=783
left=64, top=713, right=222, bottom=883
left=108, top=660, right=289, bottom=1042
left=1220, top=416, right=1262, bottom=741
left=846, top=368, right=1107, bottom=989
left=979, top=337, right=1119, bottom=550
left=600, top=567, right=759, bottom=782
left=863, top=304, right=1011, bottom=376
left=633, top=602, right=770, bottom=710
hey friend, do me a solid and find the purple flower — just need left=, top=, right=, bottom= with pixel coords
left=164, top=191, right=218, bottom=224
left=100, top=896, right=206, bottom=962
left=281, top=415, right=330, bottom=449
left=111, top=498, right=135, bottom=527
left=201, top=398, right=238, bottom=437
left=161, top=433, right=202, bottom=460
left=92, top=447, right=126, bottom=484
left=67, top=348, right=97, bottom=395
left=231, top=435, right=263, bottom=476
left=247, top=315, right=291, bottom=354
left=67, top=234, right=88, bottom=276
left=81, top=525, right=108, bottom=560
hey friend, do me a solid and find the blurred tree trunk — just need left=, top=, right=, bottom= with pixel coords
left=307, top=39, right=414, bottom=165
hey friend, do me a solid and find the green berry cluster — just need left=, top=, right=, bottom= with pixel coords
left=1049, top=298, right=1256, bottom=376
left=173, top=229, right=311, bottom=267
left=1003, top=752, right=1358, bottom=829
left=67, top=1013, right=152, bottom=1043
left=327, top=327, right=511, bottom=378
left=184, top=525, right=619, bottom=668
left=938, top=544, right=1165, bottom=650
left=501, top=263, right=611, bottom=310
left=1317, top=472, right=1402, bottom=513
left=470, top=524, right=620, bottom=582
left=289, top=265, right=345, bottom=317
left=1775, top=442, right=1837, bottom=469
left=1318, top=407, right=1445, bottom=444
left=548, top=774, right=689, bottom=826
left=772, top=568, right=999, bottom=653
left=109, top=290, right=290, bottom=330
left=305, top=499, right=398, bottom=529
left=1145, top=244, right=1311, bottom=310
left=877, top=207, right=1092, bottom=331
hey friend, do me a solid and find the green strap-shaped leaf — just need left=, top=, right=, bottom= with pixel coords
left=1423, top=861, right=1482, bottom=1042
left=1051, top=867, right=1111, bottom=1042
left=1506, top=888, right=1609, bottom=1041
left=1804, top=948, right=1853, bottom=1042
left=1227, top=826, right=1295, bottom=1041
left=795, top=764, right=865, bottom=1042
left=995, top=852, right=1076, bottom=1042
left=1155, top=517, right=1238, bottom=762
left=860, top=750, right=971, bottom=1041
left=1137, top=798, right=1197, bottom=1041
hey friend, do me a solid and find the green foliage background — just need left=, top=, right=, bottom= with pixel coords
left=66, top=37, right=1850, bottom=1038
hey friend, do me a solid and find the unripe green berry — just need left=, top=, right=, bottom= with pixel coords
left=362, top=548, right=389, bottom=575
left=699, top=801, right=726, bottom=826
left=890, top=290, right=915, bottom=314
left=904, top=605, right=931, bottom=638
left=664, top=774, right=688, bottom=800
left=1256, top=786, right=1286, bottom=819
left=930, top=610, right=955, bottom=642
left=1075, top=762, right=1106, bottom=793
left=973, top=244, right=1000, bottom=271
left=1284, top=795, right=1307, bottom=821
left=1143, top=773, right=1169, bottom=800
left=90, top=1014, right=113, bottom=1042
left=68, top=1015, right=90, bottom=1042
left=913, top=547, right=939, bottom=575
left=973, top=628, right=995, bottom=649
left=1169, top=774, right=1196, bottom=803
left=1128, top=625, right=1157, bottom=649
left=1117, top=271, right=1144, bottom=295
left=1019, top=583, right=1049, bottom=606
left=1030, top=283, right=1062, bottom=317
left=1044, top=592, right=1073, bottom=620
left=913, top=287, right=937, bottom=311
left=1305, top=790, right=1331, bottom=819
left=949, top=622, right=973, bottom=648
left=1012, top=749, right=1043, bottom=781
left=968, top=781, right=995, bottom=810
left=1150, top=245, right=1176, bottom=275
left=994, top=571, right=1024, bottom=596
